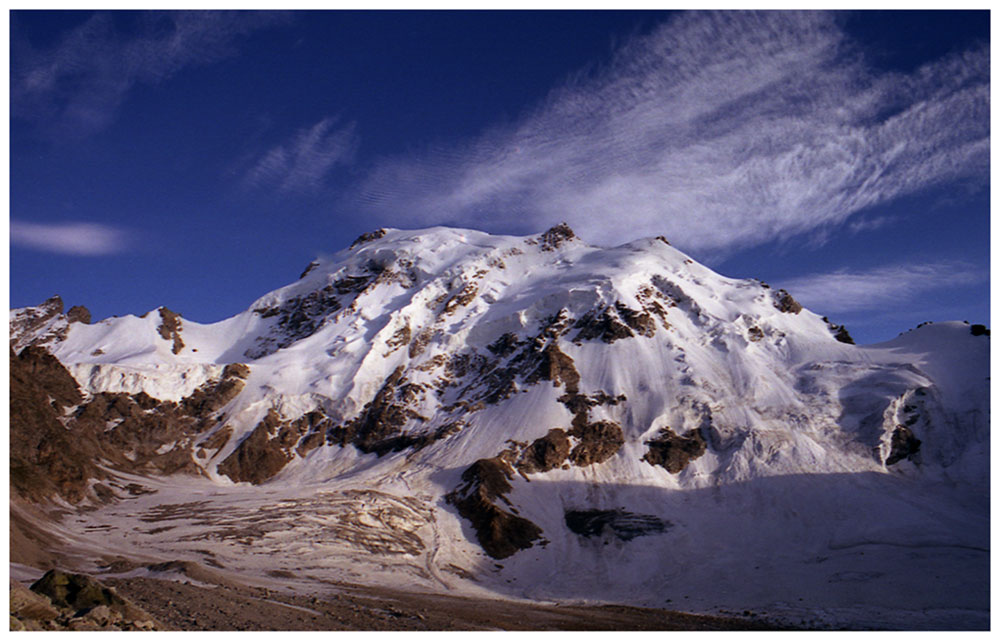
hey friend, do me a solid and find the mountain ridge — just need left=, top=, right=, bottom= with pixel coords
left=9, top=224, right=990, bottom=629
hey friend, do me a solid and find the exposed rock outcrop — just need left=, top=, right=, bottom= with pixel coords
left=74, top=363, right=251, bottom=478
left=526, top=342, right=580, bottom=393
left=442, top=283, right=479, bottom=315
left=773, top=289, right=802, bottom=314
left=350, top=228, right=387, bottom=248
left=573, top=307, right=636, bottom=344
left=66, top=305, right=91, bottom=324
left=10, top=295, right=69, bottom=352
left=157, top=307, right=185, bottom=354
left=31, top=569, right=127, bottom=611
left=299, top=260, right=320, bottom=279
left=970, top=323, right=990, bottom=337
left=885, top=425, right=921, bottom=466
left=569, top=420, right=625, bottom=467
left=10, top=570, right=160, bottom=631
left=516, top=429, right=571, bottom=474
left=182, top=363, right=250, bottom=415
left=217, top=410, right=294, bottom=485
left=328, top=366, right=428, bottom=456
left=247, top=263, right=414, bottom=359
left=445, top=457, right=544, bottom=559
left=643, top=427, right=707, bottom=473
left=10, top=578, right=60, bottom=623
left=9, top=347, right=104, bottom=503
left=822, top=317, right=854, bottom=344
left=11, top=344, right=256, bottom=502
left=537, top=223, right=576, bottom=251
left=832, top=325, right=854, bottom=344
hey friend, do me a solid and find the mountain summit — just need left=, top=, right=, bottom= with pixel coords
left=10, top=225, right=989, bottom=629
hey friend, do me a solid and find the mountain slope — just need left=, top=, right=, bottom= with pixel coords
left=9, top=224, right=989, bottom=629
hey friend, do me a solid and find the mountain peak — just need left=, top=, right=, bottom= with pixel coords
left=8, top=224, right=988, bottom=628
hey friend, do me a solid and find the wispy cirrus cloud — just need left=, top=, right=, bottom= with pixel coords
left=11, top=11, right=286, bottom=138
left=776, top=262, right=984, bottom=314
left=243, top=117, right=359, bottom=194
left=350, top=11, right=988, bottom=254
left=11, top=220, right=132, bottom=256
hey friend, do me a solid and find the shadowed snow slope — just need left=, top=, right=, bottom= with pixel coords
left=10, top=225, right=989, bottom=630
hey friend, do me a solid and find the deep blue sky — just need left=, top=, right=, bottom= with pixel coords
left=9, top=10, right=990, bottom=344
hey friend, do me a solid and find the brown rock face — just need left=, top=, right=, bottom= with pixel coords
left=832, top=325, right=854, bottom=344
left=538, top=223, right=576, bottom=251
left=217, top=408, right=337, bottom=485
left=445, top=457, right=543, bottom=559
left=328, top=366, right=429, bottom=456
left=516, top=429, right=571, bottom=474
left=15, top=295, right=63, bottom=323
left=247, top=270, right=396, bottom=358
left=885, top=425, right=921, bottom=465
left=350, top=228, right=387, bottom=248
left=299, top=260, right=321, bottom=279
left=569, top=420, right=625, bottom=466
left=487, top=332, right=523, bottom=357
left=448, top=331, right=630, bottom=557
left=217, top=411, right=292, bottom=485
left=10, top=296, right=69, bottom=351
left=11, top=342, right=256, bottom=502
left=527, top=343, right=581, bottom=393
left=66, top=305, right=91, bottom=324
left=9, top=347, right=104, bottom=503
left=773, top=289, right=802, bottom=314
left=571, top=302, right=657, bottom=344
left=573, top=308, right=635, bottom=344
left=75, top=363, right=251, bottom=478
left=442, top=283, right=479, bottom=314
left=385, top=324, right=411, bottom=355
left=182, top=364, right=249, bottom=416
left=643, top=427, right=707, bottom=473
left=614, top=302, right=657, bottom=337
left=15, top=345, right=83, bottom=408
left=157, top=307, right=185, bottom=354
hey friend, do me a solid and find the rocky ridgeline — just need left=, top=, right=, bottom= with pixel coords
left=9, top=295, right=89, bottom=354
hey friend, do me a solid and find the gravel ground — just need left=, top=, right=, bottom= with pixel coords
left=101, top=576, right=791, bottom=631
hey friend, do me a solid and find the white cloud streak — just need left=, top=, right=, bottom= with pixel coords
left=244, top=118, right=358, bottom=193
left=776, top=262, right=983, bottom=314
left=11, top=220, right=132, bottom=256
left=351, top=11, right=988, bottom=254
left=11, top=11, right=285, bottom=138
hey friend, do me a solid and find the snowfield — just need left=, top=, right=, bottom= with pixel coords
left=10, top=225, right=989, bottom=629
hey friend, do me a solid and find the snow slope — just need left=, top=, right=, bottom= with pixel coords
left=11, top=225, right=989, bottom=629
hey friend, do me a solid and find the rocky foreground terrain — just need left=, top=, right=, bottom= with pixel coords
left=11, top=565, right=790, bottom=631
left=9, top=225, right=989, bottom=630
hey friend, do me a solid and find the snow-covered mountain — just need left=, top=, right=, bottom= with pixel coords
left=10, top=224, right=989, bottom=629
